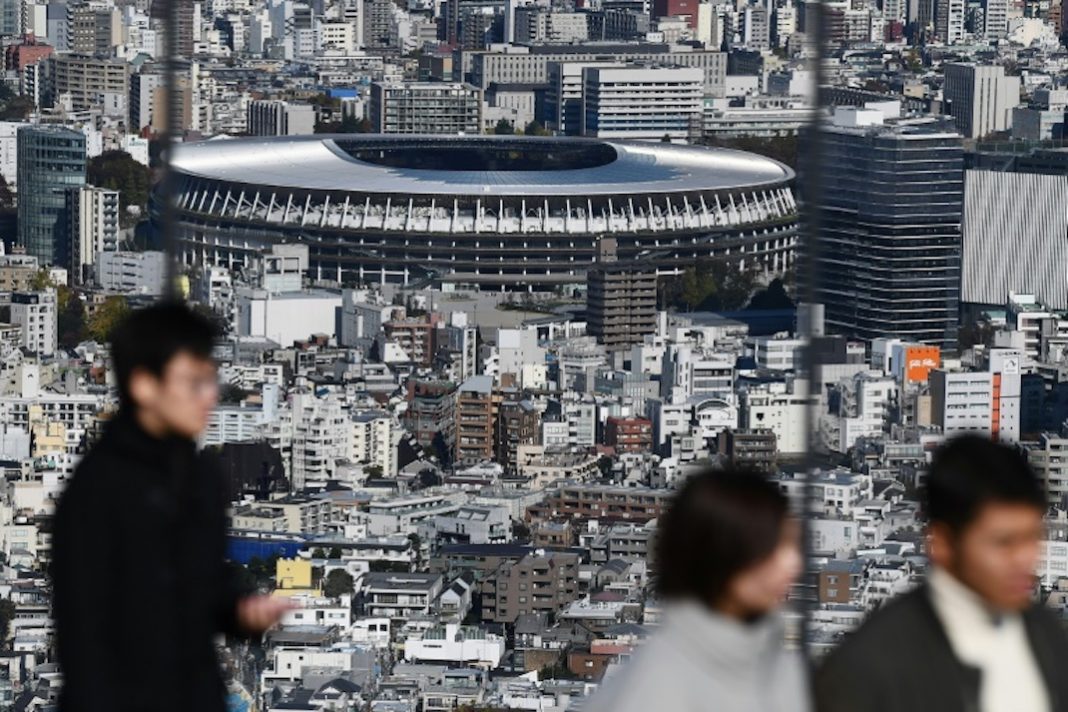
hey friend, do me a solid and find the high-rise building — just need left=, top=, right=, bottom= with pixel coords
left=943, top=63, right=1021, bottom=139
left=495, top=399, right=540, bottom=473
left=17, top=125, right=86, bottom=267
left=586, top=242, right=658, bottom=352
left=983, top=0, right=1009, bottom=38
left=370, top=82, right=482, bottom=134
left=246, top=100, right=317, bottom=136
left=10, top=290, right=57, bottom=356
left=581, top=65, right=703, bottom=141
left=935, top=0, right=965, bottom=42
left=66, top=184, right=119, bottom=284
left=129, top=69, right=164, bottom=132
left=814, top=109, right=962, bottom=350
left=454, top=375, right=496, bottom=466
left=0, top=0, right=20, bottom=35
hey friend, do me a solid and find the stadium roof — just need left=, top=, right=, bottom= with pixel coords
left=170, top=134, right=794, bottom=199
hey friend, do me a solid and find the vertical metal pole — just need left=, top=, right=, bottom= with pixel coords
left=798, top=0, right=829, bottom=658
left=160, top=0, right=182, bottom=301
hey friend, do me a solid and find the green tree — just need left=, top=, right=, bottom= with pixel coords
left=58, top=290, right=87, bottom=349
left=328, top=546, right=342, bottom=559
left=87, top=151, right=152, bottom=225
left=323, top=569, right=355, bottom=598
left=493, top=118, right=515, bottom=135
left=87, top=295, right=129, bottom=342
left=523, top=120, right=550, bottom=136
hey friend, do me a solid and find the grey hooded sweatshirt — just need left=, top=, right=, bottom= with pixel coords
left=583, top=600, right=810, bottom=712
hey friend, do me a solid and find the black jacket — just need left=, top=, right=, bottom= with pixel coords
left=814, top=583, right=1068, bottom=712
left=52, top=412, right=253, bottom=712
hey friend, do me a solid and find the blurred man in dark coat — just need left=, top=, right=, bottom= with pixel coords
left=52, top=303, right=293, bottom=712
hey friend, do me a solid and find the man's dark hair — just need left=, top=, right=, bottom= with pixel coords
left=926, top=434, right=1046, bottom=533
left=656, top=466, right=788, bottom=604
left=110, top=301, right=218, bottom=410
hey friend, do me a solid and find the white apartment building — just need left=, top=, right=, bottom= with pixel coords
left=67, top=185, right=119, bottom=284
left=10, top=291, right=56, bottom=356
left=581, top=65, right=703, bottom=142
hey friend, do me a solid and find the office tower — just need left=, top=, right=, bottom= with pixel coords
left=67, top=185, right=119, bottom=284
left=814, top=109, right=963, bottom=351
left=586, top=240, right=658, bottom=352
left=935, top=0, right=965, bottom=41
left=370, top=82, right=482, bottom=134
left=0, top=0, right=20, bottom=35
left=17, top=125, right=86, bottom=267
left=129, top=69, right=164, bottom=132
left=943, top=63, right=1021, bottom=139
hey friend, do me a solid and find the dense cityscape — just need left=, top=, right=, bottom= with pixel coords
left=0, top=0, right=1064, bottom=708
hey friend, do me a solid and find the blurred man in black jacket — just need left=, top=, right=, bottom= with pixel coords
left=52, top=303, right=293, bottom=712
left=815, top=435, right=1068, bottom=712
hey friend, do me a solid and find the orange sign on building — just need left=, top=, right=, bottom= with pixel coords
left=903, top=345, right=941, bottom=383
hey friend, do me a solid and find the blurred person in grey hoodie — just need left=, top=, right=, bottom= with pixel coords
left=584, top=466, right=809, bottom=712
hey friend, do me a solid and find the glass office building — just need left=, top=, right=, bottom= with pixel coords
left=17, top=125, right=87, bottom=267
left=815, top=112, right=964, bottom=351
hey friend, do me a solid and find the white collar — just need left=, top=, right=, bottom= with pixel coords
left=928, top=567, right=1011, bottom=634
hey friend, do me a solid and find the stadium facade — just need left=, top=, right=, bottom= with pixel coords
left=162, top=134, right=799, bottom=290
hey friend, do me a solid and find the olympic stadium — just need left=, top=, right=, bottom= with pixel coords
left=163, top=134, right=799, bottom=290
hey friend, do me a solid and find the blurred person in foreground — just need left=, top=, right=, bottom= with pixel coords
left=585, top=466, right=808, bottom=712
left=815, top=435, right=1068, bottom=712
left=52, top=303, right=294, bottom=712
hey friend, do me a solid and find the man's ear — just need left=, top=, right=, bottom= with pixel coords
left=927, top=521, right=955, bottom=570
left=127, top=368, right=158, bottom=409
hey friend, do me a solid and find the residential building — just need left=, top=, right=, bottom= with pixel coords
left=481, top=551, right=581, bottom=623
left=10, top=290, right=57, bottom=356
left=66, top=184, right=118, bottom=284
left=455, top=375, right=496, bottom=466
left=587, top=258, right=657, bottom=352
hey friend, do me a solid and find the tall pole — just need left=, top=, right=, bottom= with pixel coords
left=798, top=0, right=829, bottom=658
left=160, top=0, right=182, bottom=301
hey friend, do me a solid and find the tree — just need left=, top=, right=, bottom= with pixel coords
left=87, top=151, right=152, bottom=225
left=311, top=547, right=328, bottom=559
left=58, top=290, right=87, bottom=349
left=747, top=277, right=794, bottom=311
left=87, top=295, right=130, bottom=342
left=523, top=120, right=550, bottom=136
left=493, top=118, right=515, bottom=135
left=365, top=464, right=383, bottom=479
left=328, top=546, right=343, bottom=559
left=323, top=569, right=355, bottom=598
